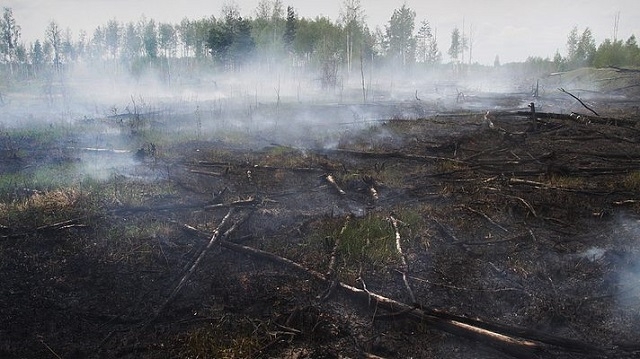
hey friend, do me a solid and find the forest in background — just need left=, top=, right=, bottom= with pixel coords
left=1, top=0, right=640, bottom=90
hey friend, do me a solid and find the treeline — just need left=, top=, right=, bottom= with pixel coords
left=0, top=1, right=440, bottom=88
left=2, top=2, right=639, bottom=87
left=524, top=26, right=640, bottom=73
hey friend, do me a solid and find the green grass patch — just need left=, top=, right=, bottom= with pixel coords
left=177, top=317, right=263, bottom=358
left=623, top=170, right=640, bottom=191
left=306, top=214, right=401, bottom=282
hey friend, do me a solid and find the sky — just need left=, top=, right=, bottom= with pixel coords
left=4, top=0, right=640, bottom=64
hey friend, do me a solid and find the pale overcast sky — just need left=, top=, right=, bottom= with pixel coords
left=5, top=0, right=640, bottom=64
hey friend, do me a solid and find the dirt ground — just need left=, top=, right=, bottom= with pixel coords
left=1, top=71, right=640, bottom=358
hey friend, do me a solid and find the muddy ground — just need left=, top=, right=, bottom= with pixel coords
left=1, top=73, right=640, bottom=358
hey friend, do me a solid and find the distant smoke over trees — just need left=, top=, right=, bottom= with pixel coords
left=1, top=3, right=639, bottom=86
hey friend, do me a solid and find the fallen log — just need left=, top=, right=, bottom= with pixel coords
left=211, top=236, right=602, bottom=359
left=511, top=110, right=637, bottom=127
left=176, top=223, right=610, bottom=358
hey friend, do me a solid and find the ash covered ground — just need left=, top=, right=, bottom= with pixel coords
left=1, top=68, right=640, bottom=358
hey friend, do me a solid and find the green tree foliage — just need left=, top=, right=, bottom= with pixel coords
left=122, top=22, right=141, bottom=61
left=385, top=4, right=416, bottom=67
left=448, top=27, right=461, bottom=61
left=625, top=35, right=640, bottom=64
left=6, top=4, right=640, bottom=84
left=251, top=0, right=285, bottom=69
left=158, top=23, right=177, bottom=57
left=565, top=26, right=596, bottom=69
left=340, top=0, right=366, bottom=73
left=283, top=6, right=296, bottom=53
left=30, top=39, right=44, bottom=73
left=105, top=19, right=120, bottom=59
left=142, top=18, right=158, bottom=59
left=416, top=19, right=439, bottom=65
left=75, top=30, right=87, bottom=60
left=592, top=35, right=640, bottom=68
left=207, top=9, right=255, bottom=69
left=290, top=16, right=343, bottom=87
left=178, top=18, right=194, bottom=57
left=1, top=7, right=21, bottom=70
left=89, top=26, right=105, bottom=62
left=593, top=39, right=625, bottom=67
left=62, top=28, right=76, bottom=63
left=46, top=20, right=62, bottom=69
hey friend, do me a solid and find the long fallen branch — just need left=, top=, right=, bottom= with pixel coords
left=209, top=236, right=603, bottom=359
left=318, top=148, right=465, bottom=164
left=179, top=224, right=603, bottom=358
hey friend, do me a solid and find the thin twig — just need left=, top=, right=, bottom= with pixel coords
left=459, top=205, right=509, bottom=233
left=39, top=339, right=63, bottom=359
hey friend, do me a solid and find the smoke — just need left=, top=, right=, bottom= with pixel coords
left=0, top=26, right=547, bottom=189
left=615, top=217, right=640, bottom=310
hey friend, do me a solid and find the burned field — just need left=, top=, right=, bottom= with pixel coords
left=1, top=86, right=640, bottom=358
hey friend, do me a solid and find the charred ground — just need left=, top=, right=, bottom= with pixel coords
left=1, top=72, right=640, bottom=358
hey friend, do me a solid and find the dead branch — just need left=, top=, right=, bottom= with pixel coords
left=405, top=272, right=525, bottom=293
left=459, top=205, right=508, bottom=233
left=35, top=217, right=87, bottom=231
left=504, top=195, right=538, bottom=218
left=146, top=209, right=234, bottom=327
left=209, top=236, right=600, bottom=359
left=449, top=231, right=533, bottom=246
left=430, top=218, right=462, bottom=243
left=389, top=215, right=416, bottom=304
left=325, top=174, right=346, bottom=195
left=189, top=169, right=223, bottom=177
left=65, top=147, right=131, bottom=154
left=319, top=148, right=465, bottom=164
left=2, top=217, right=90, bottom=239
left=507, top=178, right=611, bottom=196
left=204, top=197, right=257, bottom=210
left=613, top=199, right=640, bottom=206
left=319, top=215, right=351, bottom=301
left=363, top=175, right=379, bottom=201
left=558, top=88, right=600, bottom=117
left=508, top=178, right=552, bottom=189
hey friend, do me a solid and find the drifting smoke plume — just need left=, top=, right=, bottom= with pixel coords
left=615, top=217, right=640, bottom=310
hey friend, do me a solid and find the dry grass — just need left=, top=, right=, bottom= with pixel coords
left=0, top=187, right=95, bottom=227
